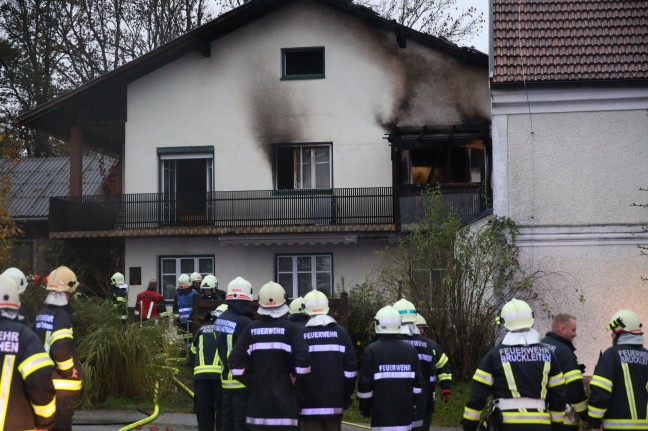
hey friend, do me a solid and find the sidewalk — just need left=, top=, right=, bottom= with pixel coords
left=73, top=409, right=462, bottom=430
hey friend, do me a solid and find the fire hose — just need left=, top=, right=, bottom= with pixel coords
left=118, top=381, right=160, bottom=431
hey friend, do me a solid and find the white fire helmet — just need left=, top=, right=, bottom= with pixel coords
left=497, top=298, right=534, bottom=332
left=303, top=290, right=329, bottom=316
left=190, top=272, right=203, bottom=283
left=415, top=314, right=429, bottom=328
left=2, top=267, right=27, bottom=295
left=289, top=297, right=305, bottom=315
left=0, top=275, right=20, bottom=310
left=111, top=272, right=125, bottom=286
left=226, top=276, right=253, bottom=301
left=47, top=266, right=79, bottom=293
left=607, top=309, right=643, bottom=334
left=177, top=273, right=191, bottom=289
left=201, top=274, right=218, bottom=290
left=393, top=298, right=417, bottom=324
left=374, top=305, right=401, bottom=334
left=258, top=282, right=286, bottom=308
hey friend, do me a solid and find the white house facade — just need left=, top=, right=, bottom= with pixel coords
left=19, top=0, right=491, bottom=304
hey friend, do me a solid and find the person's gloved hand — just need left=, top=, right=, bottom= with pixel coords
left=441, top=388, right=452, bottom=403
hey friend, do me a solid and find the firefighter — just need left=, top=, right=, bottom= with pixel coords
left=135, top=279, right=168, bottom=322
left=299, top=289, right=357, bottom=431
left=215, top=276, right=254, bottom=431
left=588, top=309, right=648, bottom=431
left=173, top=273, right=199, bottom=325
left=111, top=271, right=129, bottom=320
left=200, top=274, right=219, bottom=301
left=191, top=306, right=224, bottom=431
left=462, top=298, right=566, bottom=431
left=415, top=313, right=428, bottom=335
left=2, top=267, right=29, bottom=323
left=0, top=274, right=56, bottom=431
left=229, top=281, right=311, bottom=430
left=288, top=296, right=308, bottom=331
left=541, top=314, right=588, bottom=430
left=190, top=272, right=203, bottom=293
left=34, top=266, right=84, bottom=431
left=357, top=305, right=423, bottom=430
left=394, top=299, right=452, bottom=430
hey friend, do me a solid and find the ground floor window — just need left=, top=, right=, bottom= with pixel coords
left=276, top=254, right=332, bottom=298
left=159, top=255, right=215, bottom=300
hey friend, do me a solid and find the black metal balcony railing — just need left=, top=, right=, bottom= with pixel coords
left=48, top=186, right=487, bottom=233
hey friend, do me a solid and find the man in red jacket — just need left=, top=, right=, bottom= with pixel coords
left=135, top=279, right=167, bottom=321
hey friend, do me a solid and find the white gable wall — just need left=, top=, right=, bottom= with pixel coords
left=124, top=0, right=489, bottom=193
left=492, top=86, right=648, bottom=370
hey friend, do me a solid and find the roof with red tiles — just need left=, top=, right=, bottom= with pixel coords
left=492, top=0, right=648, bottom=84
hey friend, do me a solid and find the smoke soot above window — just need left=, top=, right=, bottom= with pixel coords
left=282, top=47, right=325, bottom=80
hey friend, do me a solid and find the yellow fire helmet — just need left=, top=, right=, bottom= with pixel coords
left=47, top=266, right=79, bottom=293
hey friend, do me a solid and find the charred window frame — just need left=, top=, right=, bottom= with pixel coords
left=275, top=143, right=332, bottom=190
left=282, top=47, right=325, bottom=80
left=276, top=254, right=333, bottom=298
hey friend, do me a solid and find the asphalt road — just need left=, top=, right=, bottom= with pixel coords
left=72, top=410, right=462, bottom=430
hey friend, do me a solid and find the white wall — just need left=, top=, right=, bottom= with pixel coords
left=124, top=0, right=489, bottom=194
left=125, top=236, right=386, bottom=305
left=492, top=86, right=648, bottom=370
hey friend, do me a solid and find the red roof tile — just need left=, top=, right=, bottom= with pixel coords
left=492, top=0, right=648, bottom=83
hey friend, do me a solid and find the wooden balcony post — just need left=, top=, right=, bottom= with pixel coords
left=69, top=125, right=83, bottom=197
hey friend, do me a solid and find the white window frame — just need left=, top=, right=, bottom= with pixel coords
left=276, top=254, right=333, bottom=298
left=159, top=255, right=215, bottom=301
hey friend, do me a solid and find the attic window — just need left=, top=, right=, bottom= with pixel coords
left=282, top=47, right=325, bottom=80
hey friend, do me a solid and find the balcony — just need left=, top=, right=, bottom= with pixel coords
left=48, top=186, right=488, bottom=238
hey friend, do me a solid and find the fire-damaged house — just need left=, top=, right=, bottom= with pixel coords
left=17, top=0, right=491, bottom=304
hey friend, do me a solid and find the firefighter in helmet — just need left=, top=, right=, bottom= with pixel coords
left=190, top=272, right=203, bottom=293
left=229, top=281, right=310, bottom=430
left=299, top=289, right=357, bottom=429
left=34, top=266, right=84, bottom=431
left=358, top=305, right=423, bottom=429
left=588, top=309, right=648, bottom=431
left=215, top=276, right=254, bottom=431
left=200, top=274, right=219, bottom=301
left=394, top=298, right=452, bottom=430
left=462, top=298, right=566, bottom=431
left=2, top=267, right=29, bottom=323
left=287, top=296, right=308, bottom=331
left=111, top=271, right=129, bottom=321
left=0, top=274, right=56, bottom=430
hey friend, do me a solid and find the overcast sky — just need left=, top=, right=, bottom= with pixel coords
left=458, top=0, right=489, bottom=53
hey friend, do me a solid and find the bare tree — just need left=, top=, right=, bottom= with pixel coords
left=0, top=0, right=212, bottom=156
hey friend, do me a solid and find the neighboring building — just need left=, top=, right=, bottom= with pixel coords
left=0, top=154, right=117, bottom=268
left=491, top=0, right=648, bottom=368
left=17, top=0, right=491, bottom=304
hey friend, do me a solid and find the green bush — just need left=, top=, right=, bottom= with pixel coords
left=72, top=296, right=184, bottom=408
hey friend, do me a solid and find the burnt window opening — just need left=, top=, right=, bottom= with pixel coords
left=282, top=47, right=325, bottom=80
left=401, top=140, right=486, bottom=186
left=276, top=144, right=331, bottom=190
